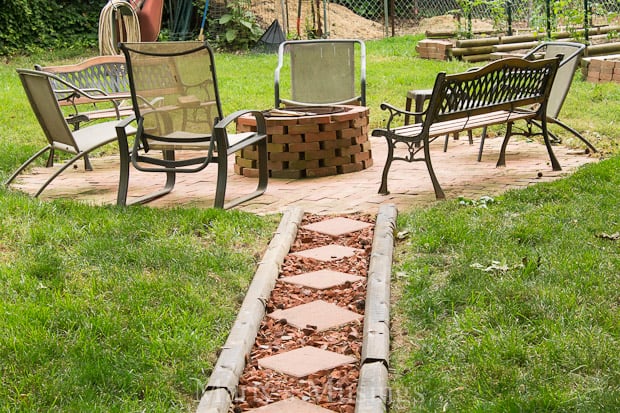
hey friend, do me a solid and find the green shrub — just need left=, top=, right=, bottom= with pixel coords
left=0, top=0, right=101, bottom=56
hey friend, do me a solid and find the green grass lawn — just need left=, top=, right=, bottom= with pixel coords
left=391, top=156, right=620, bottom=411
left=0, top=36, right=619, bottom=411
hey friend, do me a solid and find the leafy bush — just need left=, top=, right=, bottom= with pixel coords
left=0, top=0, right=101, bottom=56
left=215, top=0, right=262, bottom=51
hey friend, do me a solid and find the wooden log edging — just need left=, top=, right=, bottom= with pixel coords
left=196, top=206, right=305, bottom=413
left=356, top=204, right=398, bottom=413
left=420, top=25, right=620, bottom=63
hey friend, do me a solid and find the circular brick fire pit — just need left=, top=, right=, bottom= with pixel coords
left=235, top=105, right=372, bottom=179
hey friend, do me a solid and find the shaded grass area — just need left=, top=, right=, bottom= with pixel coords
left=392, top=156, right=620, bottom=412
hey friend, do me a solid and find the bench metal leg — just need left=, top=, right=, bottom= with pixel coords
left=540, top=117, right=562, bottom=171
left=496, top=123, right=512, bottom=167
left=378, top=136, right=394, bottom=195
left=423, top=138, right=446, bottom=199
left=478, top=126, right=488, bottom=162
left=378, top=134, right=445, bottom=199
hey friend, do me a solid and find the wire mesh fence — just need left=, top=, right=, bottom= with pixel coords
left=237, top=0, right=620, bottom=40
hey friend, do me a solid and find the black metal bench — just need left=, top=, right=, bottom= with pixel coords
left=372, top=56, right=562, bottom=199
left=35, top=55, right=133, bottom=129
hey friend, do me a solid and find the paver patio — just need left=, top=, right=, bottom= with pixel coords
left=11, top=134, right=597, bottom=214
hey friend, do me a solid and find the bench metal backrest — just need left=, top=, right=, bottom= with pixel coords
left=426, top=56, right=561, bottom=125
left=35, top=55, right=129, bottom=104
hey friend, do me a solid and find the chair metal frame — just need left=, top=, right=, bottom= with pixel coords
left=523, top=41, right=596, bottom=152
left=274, top=39, right=366, bottom=108
left=5, top=69, right=136, bottom=197
left=115, top=40, right=268, bottom=209
left=479, top=41, right=596, bottom=160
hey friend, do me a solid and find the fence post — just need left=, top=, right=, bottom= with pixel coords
left=546, top=0, right=551, bottom=39
left=506, top=0, right=512, bottom=36
left=584, top=0, right=589, bottom=42
left=383, top=0, right=389, bottom=37
left=389, top=0, right=395, bottom=36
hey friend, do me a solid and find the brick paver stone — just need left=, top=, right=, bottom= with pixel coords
left=248, top=397, right=334, bottom=412
left=281, top=269, right=365, bottom=290
left=292, top=244, right=361, bottom=261
left=258, top=346, right=357, bottom=378
left=268, top=299, right=363, bottom=331
left=302, top=217, right=372, bottom=236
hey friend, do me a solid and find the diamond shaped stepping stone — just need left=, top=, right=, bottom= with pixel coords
left=281, top=269, right=365, bottom=290
left=293, top=244, right=360, bottom=261
left=249, top=398, right=333, bottom=412
left=268, top=300, right=363, bottom=331
left=258, top=346, right=356, bottom=377
left=302, top=217, right=372, bottom=237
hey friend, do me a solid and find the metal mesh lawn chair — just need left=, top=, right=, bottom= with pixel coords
left=274, top=39, right=366, bottom=107
left=115, top=41, right=268, bottom=209
left=5, top=69, right=136, bottom=197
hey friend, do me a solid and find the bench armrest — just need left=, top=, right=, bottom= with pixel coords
left=379, top=102, right=426, bottom=130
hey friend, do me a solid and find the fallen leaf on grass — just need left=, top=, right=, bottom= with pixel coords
left=597, top=232, right=619, bottom=241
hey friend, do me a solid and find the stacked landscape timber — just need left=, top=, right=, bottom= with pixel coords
left=419, top=25, right=620, bottom=63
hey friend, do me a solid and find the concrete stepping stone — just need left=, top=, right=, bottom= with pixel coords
left=268, top=299, right=363, bottom=331
left=292, top=244, right=361, bottom=261
left=302, top=217, right=372, bottom=236
left=248, top=397, right=334, bottom=412
left=281, top=269, right=365, bottom=290
left=258, top=346, right=356, bottom=378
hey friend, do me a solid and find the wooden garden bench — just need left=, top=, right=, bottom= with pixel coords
left=372, top=56, right=563, bottom=199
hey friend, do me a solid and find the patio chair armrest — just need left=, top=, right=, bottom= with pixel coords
left=214, top=109, right=267, bottom=152
left=215, top=109, right=266, bottom=135
left=115, top=114, right=137, bottom=141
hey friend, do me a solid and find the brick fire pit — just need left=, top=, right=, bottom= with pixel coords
left=235, top=105, right=372, bottom=179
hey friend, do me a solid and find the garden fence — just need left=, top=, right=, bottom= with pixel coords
left=229, top=0, right=620, bottom=40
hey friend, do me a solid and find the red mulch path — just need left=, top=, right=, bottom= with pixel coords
left=233, top=213, right=375, bottom=412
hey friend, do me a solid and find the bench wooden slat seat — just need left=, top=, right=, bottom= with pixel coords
left=372, top=56, right=562, bottom=199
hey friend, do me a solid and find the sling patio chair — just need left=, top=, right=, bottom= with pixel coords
left=478, top=41, right=597, bottom=160
left=274, top=39, right=366, bottom=108
left=115, top=40, right=268, bottom=209
left=5, top=69, right=136, bottom=198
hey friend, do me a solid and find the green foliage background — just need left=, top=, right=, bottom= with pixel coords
left=0, top=0, right=261, bottom=55
left=0, top=0, right=104, bottom=56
